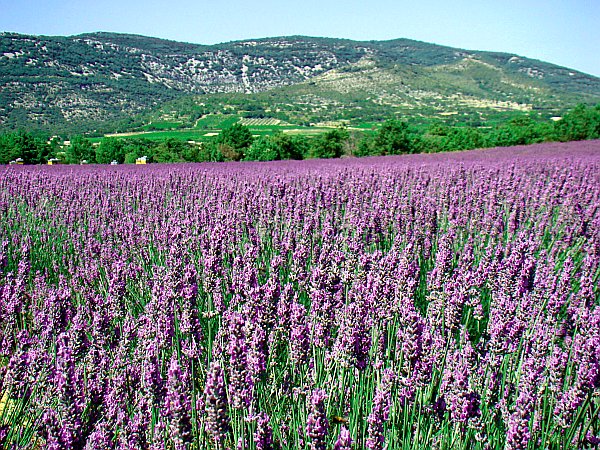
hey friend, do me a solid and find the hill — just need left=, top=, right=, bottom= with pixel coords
left=1, top=32, right=599, bottom=133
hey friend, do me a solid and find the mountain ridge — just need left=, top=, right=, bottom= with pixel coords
left=1, top=31, right=598, bottom=133
left=61, top=32, right=600, bottom=77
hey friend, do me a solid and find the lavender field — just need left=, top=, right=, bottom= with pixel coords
left=0, top=141, right=599, bottom=449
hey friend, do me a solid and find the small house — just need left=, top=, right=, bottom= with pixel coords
left=136, top=156, right=148, bottom=165
left=48, top=158, right=61, bottom=165
left=110, top=160, right=119, bottom=165
left=15, top=158, right=24, bottom=165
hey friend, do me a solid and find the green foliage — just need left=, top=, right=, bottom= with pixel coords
left=244, top=136, right=280, bottom=161
left=94, top=137, right=229, bottom=163
left=373, top=120, right=413, bottom=155
left=0, top=131, right=50, bottom=164
left=216, top=123, right=254, bottom=151
left=287, top=135, right=311, bottom=160
left=179, top=144, right=203, bottom=163
left=309, top=127, right=349, bottom=159
left=95, top=138, right=126, bottom=164
left=198, top=141, right=225, bottom=162
left=487, top=115, right=555, bottom=147
left=554, top=104, right=600, bottom=141
left=151, top=139, right=186, bottom=163
left=355, top=136, right=377, bottom=157
left=0, top=133, right=18, bottom=164
left=66, top=136, right=95, bottom=164
left=442, top=127, right=486, bottom=151
left=244, top=133, right=306, bottom=161
left=355, top=120, right=416, bottom=156
left=1, top=105, right=599, bottom=165
left=123, top=152, right=136, bottom=164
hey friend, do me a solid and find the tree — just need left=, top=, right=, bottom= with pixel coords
left=0, top=131, right=48, bottom=164
left=124, top=152, right=139, bottom=164
left=443, top=127, right=485, bottom=151
left=554, top=104, right=600, bottom=142
left=373, top=120, right=412, bottom=155
left=310, top=127, right=349, bottom=159
left=180, top=143, right=202, bottom=163
left=287, top=135, right=310, bottom=160
left=66, top=136, right=95, bottom=164
left=0, top=133, right=16, bottom=164
left=152, top=138, right=186, bottom=163
left=95, top=138, right=126, bottom=164
left=47, top=136, right=63, bottom=162
left=244, top=133, right=305, bottom=161
left=216, top=123, right=253, bottom=154
left=16, top=131, right=42, bottom=164
left=197, top=141, right=225, bottom=162
left=489, top=115, right=555, bottom=148
left=355, top=135, right=378, bottom=157
left=245, top=136, right=280, bottom=161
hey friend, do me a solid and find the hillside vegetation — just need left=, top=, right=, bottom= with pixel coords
left=1, top=32, right=599, bottom=134
left=1, top=104, right=598, bottom=165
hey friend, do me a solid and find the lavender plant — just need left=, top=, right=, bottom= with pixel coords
left=0, top=140, right=598, bottom=448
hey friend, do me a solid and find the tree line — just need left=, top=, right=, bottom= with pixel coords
left=1, top=104, right=599, bottom=165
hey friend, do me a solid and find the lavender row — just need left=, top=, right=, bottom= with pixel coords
left=0, top=141, right=599, bottom=449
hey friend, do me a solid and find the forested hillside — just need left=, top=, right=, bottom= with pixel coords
left=1, top=32, right=599, bottom=133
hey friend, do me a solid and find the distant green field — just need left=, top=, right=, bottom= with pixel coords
left=142, top=121, right=184, bottom=131
left=100, top=113, right=384, bottom=142
left=103, top=125, right=334, bottom=141
left=105, top=129, right=216, bottom=141
left=194, top=114, right=240, bottom=129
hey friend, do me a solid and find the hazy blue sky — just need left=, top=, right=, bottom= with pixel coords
left=1, top=0, right=598, bottom=76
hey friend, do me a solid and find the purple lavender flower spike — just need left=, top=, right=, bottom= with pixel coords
left=254, top=412, right=274, bottom=450
left=306, top=389, right=329, bottom=450
left=225, top=310, right=253, bottom=409
left=289, top=301, right=310, bottom=367
left=204, top=361, right=231, bottom=446
left=366, top=369, right=395, bottom=450
left=334, top=426, right=353, bottom=450
left=164, top=354, right=193, bottom=450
